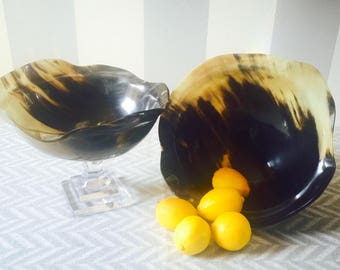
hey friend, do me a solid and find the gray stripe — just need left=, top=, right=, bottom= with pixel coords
left=144, top=0, right=209, bottom=91
left=270, top=0, right=340, bottom=78
left=3, top=0, right=78, bottom=68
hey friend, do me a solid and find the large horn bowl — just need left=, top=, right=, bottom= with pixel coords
left=159, top=54, right=336, bottom=227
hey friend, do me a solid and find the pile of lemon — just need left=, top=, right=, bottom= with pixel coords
left=156, top=167, right=252, bottom=255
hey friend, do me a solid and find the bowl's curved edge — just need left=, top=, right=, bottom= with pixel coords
left=244, top=154, right=336, bottom=227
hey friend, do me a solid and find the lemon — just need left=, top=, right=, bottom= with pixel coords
left=197, top=188, right=244, bottom=222
left=156, top=197, right=197, bottom=230
left=173, top=215, right=211, bottom=255
left=212, top=168, right=250, bottom=197
left=211, top=212, right=252, bottom=251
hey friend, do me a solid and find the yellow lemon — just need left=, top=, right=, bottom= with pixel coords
left=173, top=215, right=211, bottom=255
left=156, top=197, right=197, bottom=230
left=197, top=188, right=244, bottom=222
left=212, top=167, right=250, bottom=197
left=211, top=212, right=252, bottom=251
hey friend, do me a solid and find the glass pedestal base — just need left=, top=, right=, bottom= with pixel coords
left=62, top=162, right=136, bottom=215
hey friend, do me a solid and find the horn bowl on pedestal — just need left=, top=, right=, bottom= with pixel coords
left=0, top=59, right=169, bottom=215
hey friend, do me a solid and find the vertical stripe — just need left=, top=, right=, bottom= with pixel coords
left=144, top=0, right=209, bottom=91
left=74, top=0, right=144, bottom=78
left=206, top=0, right=277, bottom=59
left=3, top=0, right=78, bottom=68
left=270, top=0, right=340, bottom=78
left=328, top=26, right=340, bottom=127
left=0, top=0, right=12, bottom=76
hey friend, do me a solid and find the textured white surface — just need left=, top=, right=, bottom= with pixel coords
left=0, top=122, right=339, bottom=269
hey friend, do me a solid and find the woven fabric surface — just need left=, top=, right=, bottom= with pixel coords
left=0, top=122, right=339, bottom=269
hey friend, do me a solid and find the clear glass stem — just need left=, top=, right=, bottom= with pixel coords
left=62, top=160, right=136, bottom=215
left=83, top=160, right=104, bottom=175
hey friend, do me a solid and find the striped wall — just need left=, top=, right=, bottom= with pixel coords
left=0, top=0, right=12, bottom=75
left=0, top=0, right=340, bottom=125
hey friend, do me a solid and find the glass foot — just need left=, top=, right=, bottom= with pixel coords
left=62, top=165, right=136, bottom=215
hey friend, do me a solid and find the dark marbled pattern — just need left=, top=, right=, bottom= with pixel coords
left=159, top=54, right=335, bottom=227
left=0, top=59, right=169, bottom=160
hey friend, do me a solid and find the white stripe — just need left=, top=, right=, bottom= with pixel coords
left=206, top=0, right=277, bottom=58
left=328, top=26, right=340, bottom=127
left=0, top=0, right=13, bottom=76
left=74, top=0, right=144, bottom=78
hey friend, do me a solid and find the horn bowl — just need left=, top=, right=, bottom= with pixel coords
left=159, top=54, right=336, bottom=227
left=0, top=59, right=170, bottom=215
left=0, top=59, right=169, bottom=160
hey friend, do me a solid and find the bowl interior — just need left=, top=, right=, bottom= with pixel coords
left=158, top=54, right=336, bottom=227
